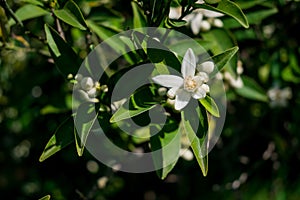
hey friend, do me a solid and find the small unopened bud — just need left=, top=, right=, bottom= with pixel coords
left=201, top=20, right=211, bottom=32
left=158, top=87, right=167, bottom=96
left=213, top=18, right=223, bottom=28
left=237, top=60, right=244, bottom=75
left=67, top=74, right=73, bottom=79
left=75, top=74, right=83, bottom=82
left=167, top=89, right=176, bottom=99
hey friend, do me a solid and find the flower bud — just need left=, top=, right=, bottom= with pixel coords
left=200, top=20, right=211, bottom=32
left=81, top=77, right=94, bottom=91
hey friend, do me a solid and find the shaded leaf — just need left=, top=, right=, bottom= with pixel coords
left=39, top=117, right=73, bottom=162
left=235, top=76, right=268, bottom=102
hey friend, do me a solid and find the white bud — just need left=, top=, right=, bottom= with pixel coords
left=75, top=74, right=83, bottom=82
left=200, top=20, right=211, bottom=32
left=213, top=18, right=223, bottom=28
left=158, top=87, right=167, bottom=96
left=81, top=77, right=94, bottom=91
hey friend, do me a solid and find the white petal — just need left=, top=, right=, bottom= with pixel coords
left=190, top=13, right=203, bottom=35
left=197, top=61, right=214, bottom=74
left=175, top=89, right=191, bottom=110
left=203, top=10, right=224, bottom=18
left=197, top=72, right=209, bottom=82
left=192, top=87, right=206, bottom=99
left=182, top=48, right=196, bottom=78
left=169, top=7, right=181, bottom=19
left=152, top=75, right=183, bottom=88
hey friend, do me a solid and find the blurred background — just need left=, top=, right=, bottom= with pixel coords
left=1, top=0, right=300, bottom=199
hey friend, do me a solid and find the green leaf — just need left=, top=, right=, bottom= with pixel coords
left=202, top=29, right=238, bottom=78
left=110, top=104, right=157, bottom=123
left=44, top=24, right=81, bottom=77
left=38, top=195, right=51, bottom=200
left=150, top=122, right=181, bottom=179
left=74, top=102, right=98, bottom=156
left=199, top=96, right=220, bottom=117
left=181, top=104, right=208, bottom=176
left=223, top=7, right=277, bottom=29
left=235, top=76, right=268, bottom=102
left=131, top=1, right=147, bottom=28
left=21, top=0, right=44, bottom=6
left=195, top=0, right=249, bottom=28
left=235, top=0, right=268, bottom=9
left=9, top=4, right=49, bottom=26
left=165, top=18, right=186, bottom=28
left=53, top=0, right=87, bottom=30
left=39, top=117, right=73, bottom=162
left=210, top=46, right=239, bottom=77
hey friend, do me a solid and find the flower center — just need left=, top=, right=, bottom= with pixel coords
left=184, top=76, right=198, bottom=92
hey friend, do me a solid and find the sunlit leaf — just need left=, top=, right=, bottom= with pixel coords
left=199, top=96, right=220, bottom=117
left=210, top=46, right=239, bottom=77
left=131, top=1, right=147, bottom=28
left=54, top=0, right=87, bottom=30
left=74, top=102, right=98, bottom=156
left=195, top=0, right=249, bottom=28
left=13, top=4, right=49, bottom=22
left=110, top=104, right=157, bottom=123
left=38, top=195, right=51, bottom=200
left=44, top=24, right=81, bottom=77
left=39, top=117, right=73, bottom=162
left=150, top=122, right=181, bottom=179
left=181, top=103, right=208, bottom=176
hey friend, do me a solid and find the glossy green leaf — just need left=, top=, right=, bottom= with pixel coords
left=39, top=117, right=73, bottom=162
left=9, top=4, right=49, bottom=26
left=202, top=29, right=238, bottom=78
left=235, top=76, right=268, bottom=102
left=54, top=0, right=87, bottom=30
left=165, top=18, right=186, bottom=28
left=38, top=195, right=51, bottom=200
left=110, top=104, right=157, bottom=123
left=131, top=1, right=147, bottom=28
left=150, top=123, right=181, bottom=179
left=44, top=24, right=81, bottom=77
left=181, top=104, right=208, bottom=176
left=210, top=46, right=239, bottom=77
left=199, top=96, right=220, bottom=117
left=74, top=102, right=98, bottom=156
left=21, top=0, right=44, bottom=6
left=235, top=0, right=268, bottom=9
left=223, top=7, right=277, bottom=29
left=195, top=0, right=249, bottom=28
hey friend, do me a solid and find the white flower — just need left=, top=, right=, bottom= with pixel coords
left=169, top=0, right=224, bottom=35
left=267, top=87, right=292, bottom=107
left=152, top=48, right=214, bottom=110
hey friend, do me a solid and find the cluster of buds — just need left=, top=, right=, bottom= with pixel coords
left=73, top=74, right=101, bottom=103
